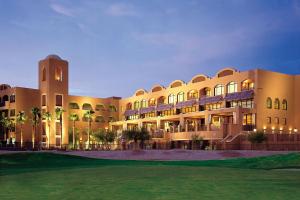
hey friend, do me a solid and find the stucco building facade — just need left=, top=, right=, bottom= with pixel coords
left=0, top=55, right=299, bottom=149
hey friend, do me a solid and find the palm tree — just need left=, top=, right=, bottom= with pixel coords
left=42, top=112, right=52, bottom=148
left=2, top=117, right=15, bottom=143
left=55, top=107, right=65, bottom=149
left=31, top=107, right=41, bottom=149
left=83, top=110, right=95, bottom=149
left=16, top=111, right=27, bottom=148
left=69, top=113, right=79, bottom=149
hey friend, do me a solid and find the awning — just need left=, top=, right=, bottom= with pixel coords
left=224, top=90, right=254, bottom=101
left=199, top=95, right=223, bottom=105
left=176, top=99, right=197, bottom=109
left=156, top=104, right=174, bottom=112
left=140, top=106, right=156, bottom=114
left=124, top=109, right=139, bottom=116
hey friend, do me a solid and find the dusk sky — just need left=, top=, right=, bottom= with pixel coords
left=1, top=0, right=300, bottom=98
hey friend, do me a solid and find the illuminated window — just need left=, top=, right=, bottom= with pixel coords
left=274, top=117, right=279, bottom=124
left=149, top=98, right=156, bottom=106
left=214, top=85, right=224, bottom=96
left=109, top=105, right=117, bottom=112
left=56, top=95, right=62, bottom=107
left=282, top=99, right=287, bottom=110
left=177, top=92, right=185, bottom=102
left=243, top=114, right=253, bottom=125
left=168, top=94, right=176, bottom=104
left=187, top=90, right=198, bottom=100
left=204, top=88, right=211, bottom=96
left=242, top=80, right=254, bottom=91
left=227, top=82, right=237, bottom=93
left=55, top=67, right=63, bottom=81
left=266, top=97, right=272, bottom=109
left=274, top=98, right=280, bottom=109
left=141, top=99, right=147, bottom=108
left=134, top=101, right=140, bottom=109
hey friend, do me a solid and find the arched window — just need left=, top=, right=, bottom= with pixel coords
left=96, top=104, right=105, bottom=111
left=168, top=94, right=176, bottom=104
left=149, top=98, right=156, bottom=106
left=140, top=99, right=147, bottom=108
left=9, top=95, right=15, bottom=103
left=187, top=90, right=198, bottom=100
left=274, top=98, right=280, bottom=109
left=126, top=103, right=132, bottom=110
left=282, top=99, right=287, bottom=110
left=82, top=103, right=93, bottom=110
left=157, top=96, right=165, bottom=105
left=200, top=87, right=211, bottom=97
left=42, top=67, right=46, bottom=81
left=227, top=82, right=237, bottom=93
left=266, top=97, right=272, bottom=109
left=177, top=92, right=185, bottom=102
left=55, top=67, right=63, bottom=81
left=109, top=105, right=117, bottom=112
left=69, top=102, right=79, bottom=109
left=3, top=95, right=8, bottom=102
left=214, top=85, right=224, bottom=96
left=95, top=116, right=105, bottom=123
left=242, top=79, right=254, bottom=91
left=134, top=101, right=140, bottom=110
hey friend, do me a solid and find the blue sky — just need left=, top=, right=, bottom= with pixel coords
left=0, top=0, right=300, bottom=98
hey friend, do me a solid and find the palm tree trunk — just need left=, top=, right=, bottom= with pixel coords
left=88, top=120, right=90, bottom=149
left=20, top=124, right=23, bottom=148
left=60, top=118, right=63, bottom=149
left=32, top=125, right=35, bottom=149
left=72, top=121, right=75, bottom=149
left=48, top=124, right=50, bottom=149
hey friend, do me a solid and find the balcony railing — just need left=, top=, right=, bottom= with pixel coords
left=0, top=102, right=5, bottom=107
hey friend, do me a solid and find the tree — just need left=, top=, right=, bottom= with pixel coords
left=55, top=107, right=65, bottom=149
left=2, top=117, right=15, bottom=143
left=93, top=129, right=116, bottom=150
left=191, top=134, right=204, bottom=150
left=16, top=111, right=27, bottom=148
left=42, top=112, right=52, bottom=148
left=31, top=107, right=41, bottom=149
left=248, top=130, right=267, bottom=150
left=123, top=128, right=150, bottom=150
left=83, top=110, right=95, bottom=149
left=69, top=113, right=79, bottom=149
left=68, top=127, right=79, bottom=149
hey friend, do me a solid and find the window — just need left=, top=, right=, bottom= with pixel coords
left=168, top=94, right=176, bottom=104
left=42, top=122, right=46, bottom=135
left=10, top=95, right=15, bottom=103
left=42, top=95, right=46, bottom=106
left=204, top=88, right=211, bottom=96
left=56, top=95, right=63, bottom=107
left=274, top=117, right=279, bottom=124
left=157, top=96, right=165, bottom=105
left=109, top=105, right=117, bottom=112
left=214, top=85, right=224, bottom=96
left=126, top=103, right=132, bottom=110
left=282, top=99, right=287, bottom=110
left=10, top=109, right=15, bottom=117
left=187, top=90, right=198, bottom=100
left=282, top=118, right=287, bottom=125
left=69, top=102, right=79, bottom=109
left=95, top=116, right=105, bottom=123
left=42, top=67, right=46, bottom=81
left=274, top=98, right=280, bottom=109
left=56, top=122, right=61, bottom=135
left=3, top=95, right=8, bottom=102
left=56, top=138, right=61, bottom=146
left=55, top=67, right=63, bottom=81
left=108, top=116, right=115, bottom=122
left=177, top=92, right=184, bottom=102
left=266, top=97, right=272, bottom=109
left=82, top=103, right=93, bottom=110
left=266, top=117, right=271, bottom=124
left=134, top=101, right=140, bottom=110
left=140, top=100, right=147, bottom=108
left=243, top=114, right=254, bottom=125
left=149, top=98, right=156, bottom=106
left=96, top=104, right=105, bottom=111
left=227, top=82, right=237, bottom=94
left=242, top=80, right=254, bottom=91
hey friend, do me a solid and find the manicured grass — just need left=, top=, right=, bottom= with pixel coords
left=1, top=152, right=300, bottom=200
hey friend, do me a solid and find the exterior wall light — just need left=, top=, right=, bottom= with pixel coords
left=253, top=128, right=257, bottom=132
left=272, top=127, right=275, bottom=133
left=263, top=126, right=267, bottom=133
left=279, top=127, right=283, bottom=134
left=294, top=129, right=298, bottom=133
left=289, top=128, right=293, bottom=134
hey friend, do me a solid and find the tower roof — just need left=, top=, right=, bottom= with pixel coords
left=45, top=54, right=62, bottom=60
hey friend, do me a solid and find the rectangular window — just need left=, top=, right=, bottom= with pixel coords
left=56, top=138, right=61, bottom=146
left=282, top=118, right=287, bottom=125
left=42, top=122, right=46, bottom=135
left=275, top=117, right=279, bottom=124
left=266, top=117, right=271, bottom=124
left=10, top=95, right=15, bottom=103
left=42, top=95, right=46, bottom=107
left=56, top=122, right=61, bottom=136
left=56, top=95, right=63, bottom=107
left=10, top=109, right=15, bottom=117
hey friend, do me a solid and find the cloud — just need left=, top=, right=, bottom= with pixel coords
left=105, top=3, right=138, bottom=17
left=50, top=3, right=74, bottom=17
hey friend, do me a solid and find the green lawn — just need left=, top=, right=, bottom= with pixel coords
left=1, top=152, right=300, bottom=200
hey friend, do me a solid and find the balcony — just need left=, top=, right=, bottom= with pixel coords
left=167, top=131, right=223, bottom=141
left=0, top=102, right=5, bottom=107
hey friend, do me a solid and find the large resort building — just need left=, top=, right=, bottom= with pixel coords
left=1, top=55, right=300, bottom=149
